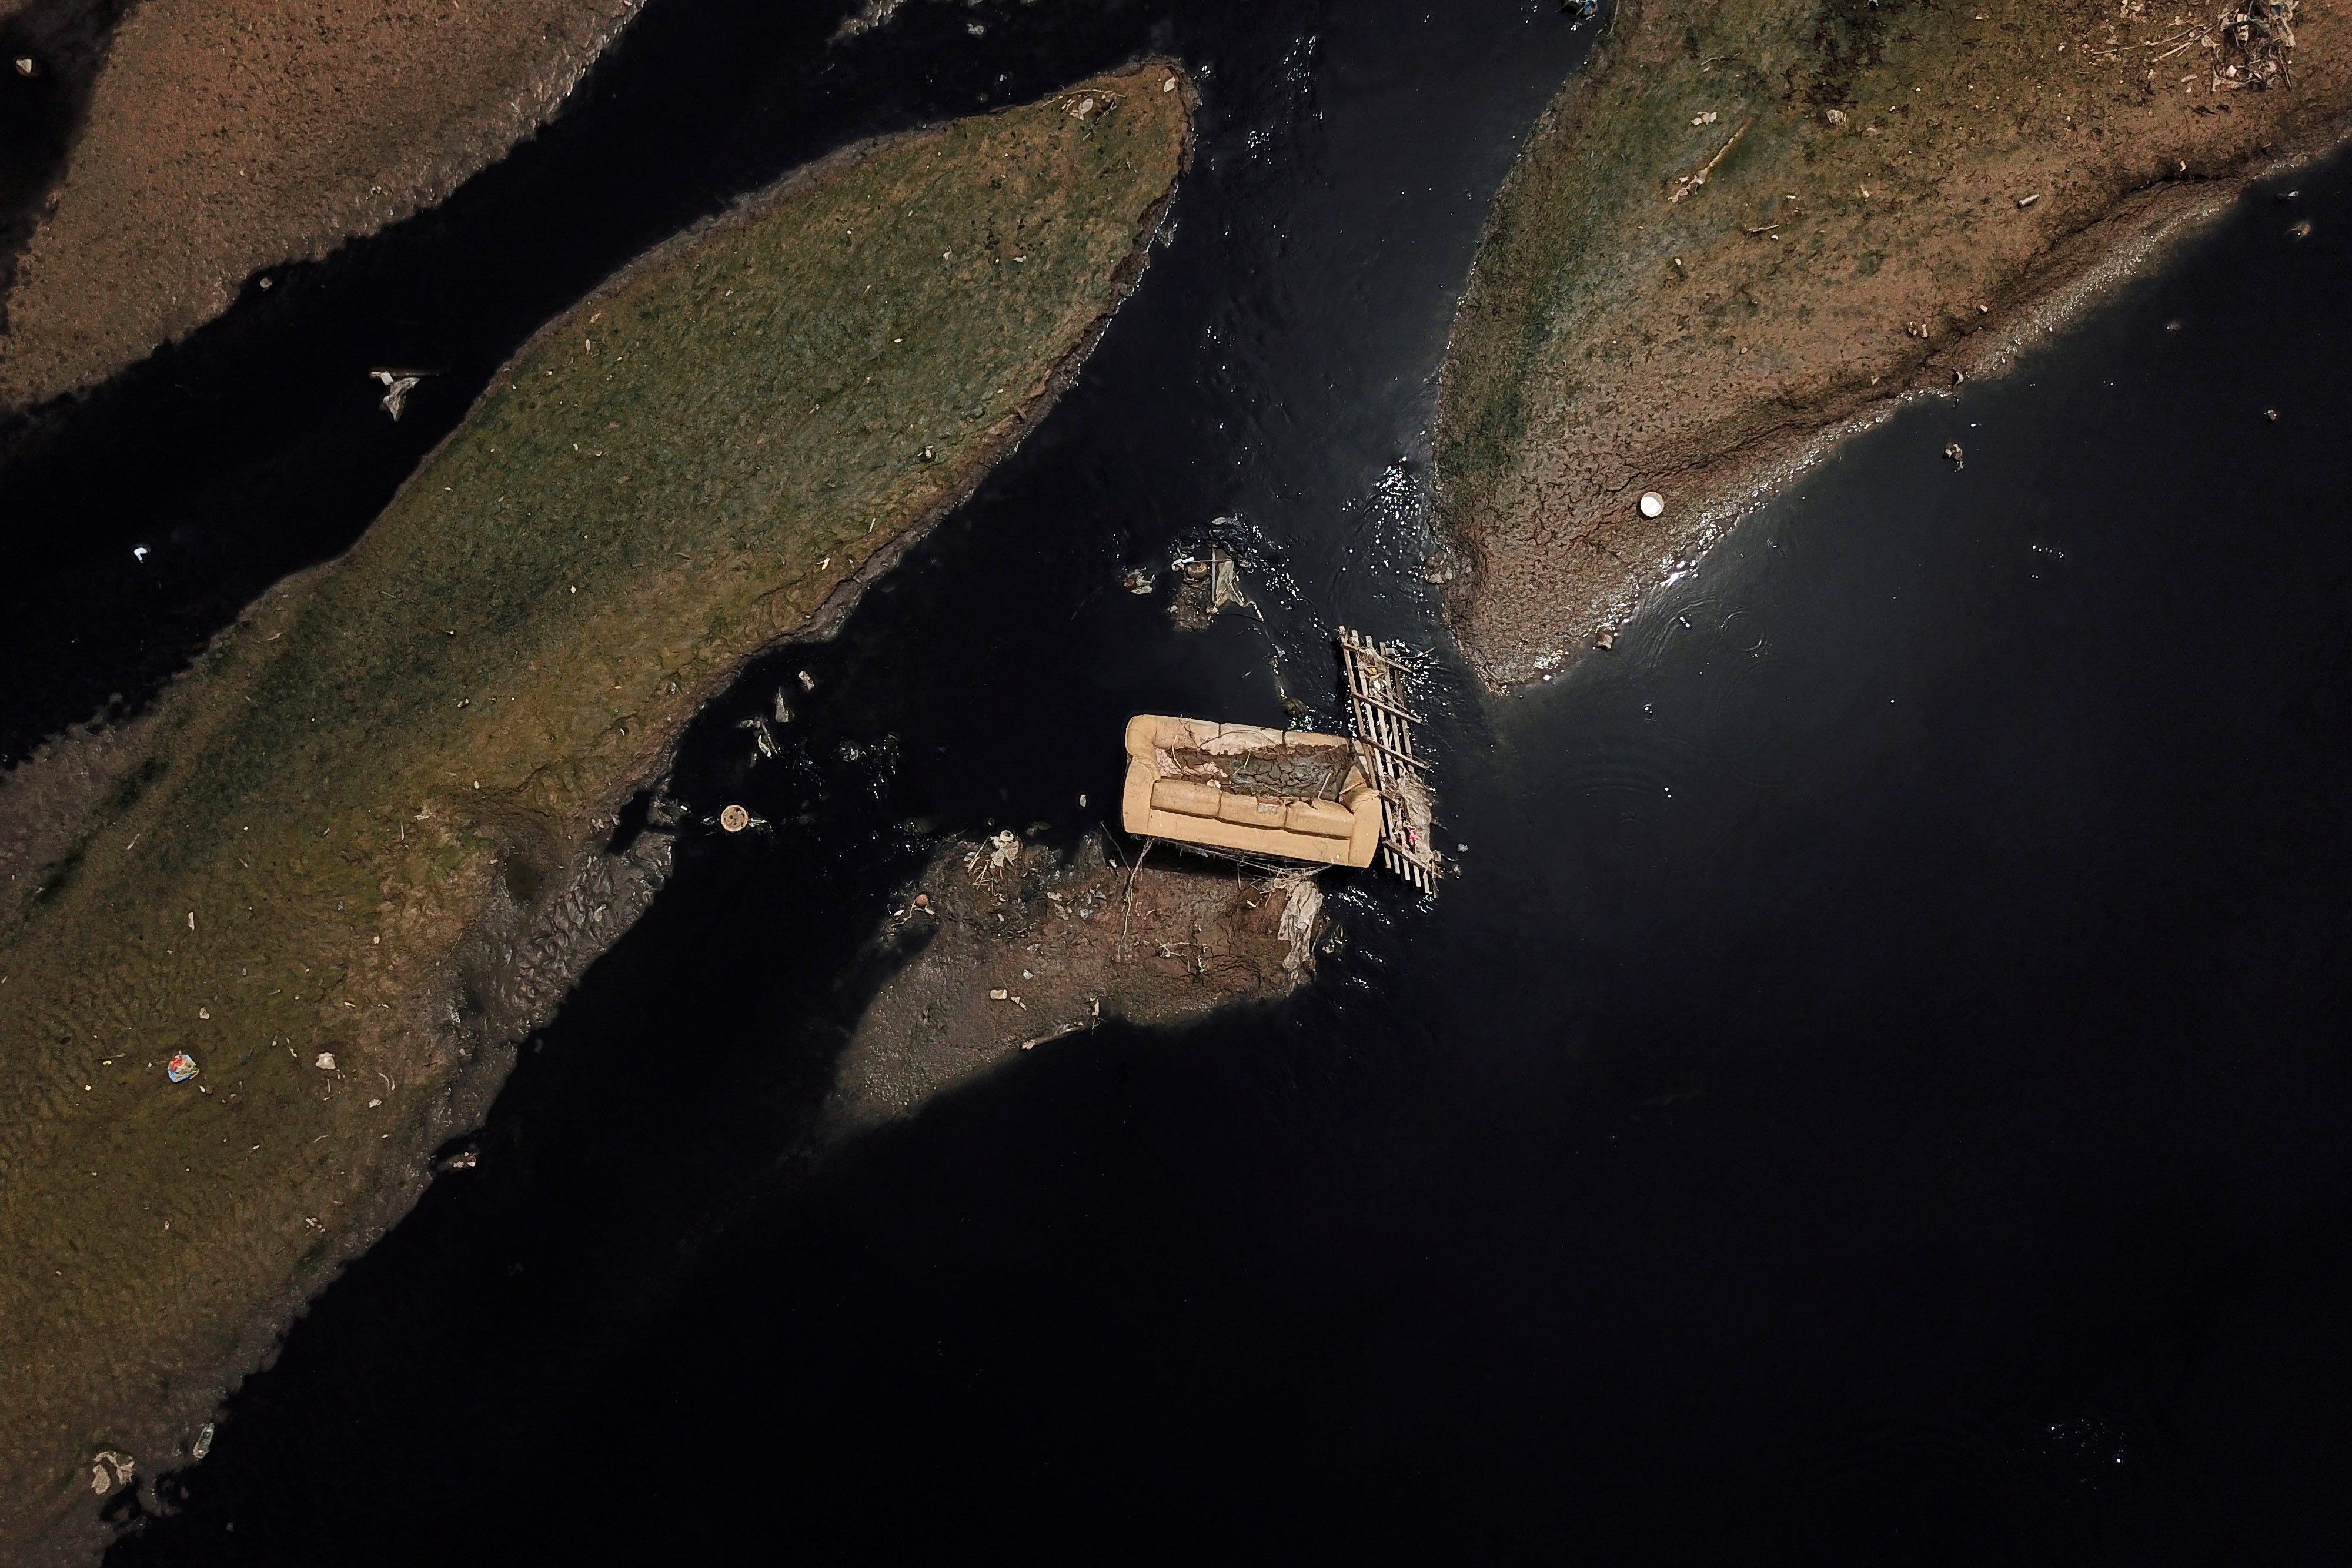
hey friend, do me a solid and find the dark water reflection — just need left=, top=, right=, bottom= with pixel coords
left=91, top=0, right=2352, bottom=1561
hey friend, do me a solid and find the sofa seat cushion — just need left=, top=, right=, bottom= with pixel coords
left=1150, top=778, right=1224, bottom=819
left=1284, top=798, right=1357, bottom=838
left=1216, top=792, right=1287, bottom=828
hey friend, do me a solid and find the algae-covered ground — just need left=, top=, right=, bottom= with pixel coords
left=1435, top=0, right=2350, bottom=690
left=0, top=62, right=1190, bottom=1550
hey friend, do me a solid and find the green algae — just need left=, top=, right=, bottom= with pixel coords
left=0, top=62, right=1191, bottom=1539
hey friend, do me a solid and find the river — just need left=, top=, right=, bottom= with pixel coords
left=15, top=0, right=2349, bottom=1560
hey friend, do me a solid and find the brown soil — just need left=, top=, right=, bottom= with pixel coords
left=1434, top=0, right=2352, bottom=692
left=0, top=0, right=644, bottom=412
left=825, top=832, right=1322, bottom=1138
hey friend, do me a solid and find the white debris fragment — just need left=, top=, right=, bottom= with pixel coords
left=369, top=369, right=425, bottom=420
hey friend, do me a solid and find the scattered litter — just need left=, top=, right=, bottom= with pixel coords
left=1595, top=627, right=1618, bottom=651
left=911, top=892, right=931, bottom=910
left=437, top=1146, right=477, bottom=1172
left=737, top=714, right=779, bottom=761
left=988, top=988, right=1008, bottom=1001
left=192, top=1425, right=214, bottom=1462
left=772, top=688, right=795, bottom=723
left=166, top=1053, right=198, bottom=1084
left=719, top=804, right=751, bottom=833
left=198, top=1007, right=210, bottom=1020
left=1121, top=566, right=1157, bottom=594
left=965, top=830, right=1020, bottom=879
left=2288, top=218, right=2312, bottom=238
left=1071, top=95, right=1097, bottom=118
left=797, top=670, right=817, bottom=692
left=1691, top=110, right=1719, bottom=126
left=2016, top=193, right=2040, bottom=209
left=1162, top=76, right=1178, bottom=91
left=1668, top=120, right=1747, bottom=202
left=90, top=1452, right=134, bottom=1495
left=1824, top=107, right=1848, bottom=125
left=1943, top=442, right=1965, bottom=467
left=368, top=368, right=429, bottom=420
left=315, top=1052, right=336, bottom=1071
left=1638, top=490, right=1666, bottom=519
left=368, top=1098, right=383, bottom=1108
left=1020, top=1021, right=1088, bottom=1051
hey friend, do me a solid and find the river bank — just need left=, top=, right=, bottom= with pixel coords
left=1434, top=0, right=2350, bottom=691
left=0, top=0, right=646, bottom=412
left=825, top=830, right=1325, bottom=1140
left=0, top=65, right=1192, bottom=1560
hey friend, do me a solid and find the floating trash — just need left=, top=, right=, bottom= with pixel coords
left=719, top=804, right=751, bottom=833
left=1638, top=491, right=1666, bottom=519
left=368, top=368, right=429, bottom=420
left=1121, top=566, right=1157, bottom=594
left=1943, top=442, right=1965, bottom=468
left=166, top=1053, right=198, bottom=1084
left=192, top=1424, right=214, bottom=1461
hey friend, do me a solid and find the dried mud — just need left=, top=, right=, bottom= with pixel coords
left=0, top=0, right=645, bottom=412
left=1434, top=0, right=2352, bottom=692
left=826, top=831, right=1324, bottom=1140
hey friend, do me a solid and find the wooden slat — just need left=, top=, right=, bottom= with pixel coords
left=1338, top=626, right=1440, bottom=894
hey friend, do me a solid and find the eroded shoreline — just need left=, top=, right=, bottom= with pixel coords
left=0, top=0, right=646, bottom=412
left=0, top=66, right=1194, bottom=1561
left=1433, top=0, right=2351, bottom=693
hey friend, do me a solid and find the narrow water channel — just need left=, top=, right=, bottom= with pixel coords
left=39, top=0, right=2352, bottom=1561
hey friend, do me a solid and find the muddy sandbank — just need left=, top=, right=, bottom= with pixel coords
left=1433, top=0, right=2350, bottom=691
left=0, top=64, right=1192, bottom=1560
left=0, top=0, right=646, bottom=412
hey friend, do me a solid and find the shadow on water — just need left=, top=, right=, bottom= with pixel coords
left=69, top=0, right=2352, bottom=1559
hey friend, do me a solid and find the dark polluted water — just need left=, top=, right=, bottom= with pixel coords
left=62, top=4, right=2352, bottom=1564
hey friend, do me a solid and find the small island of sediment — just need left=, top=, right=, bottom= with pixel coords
left=1435, top=0, right=2348, bottom=691
left=0, top=63, right=1191, bottom=1556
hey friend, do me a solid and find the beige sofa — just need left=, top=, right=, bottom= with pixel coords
left=1121, top=714, right=1382, bottom=868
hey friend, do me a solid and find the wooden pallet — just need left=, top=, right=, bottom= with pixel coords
left=1337, top=627, right=1441, bottom=894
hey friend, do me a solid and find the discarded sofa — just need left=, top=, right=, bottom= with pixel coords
left=1121, top=714, right=1381, bottom=868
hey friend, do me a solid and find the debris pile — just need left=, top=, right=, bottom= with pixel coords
left=1168, top=547, right=1256, bottom=630
left=2127, top=0, right=2298, bottom=89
